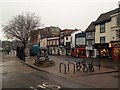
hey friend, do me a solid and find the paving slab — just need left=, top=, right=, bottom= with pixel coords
left=25, top=56, right=118, bottom=77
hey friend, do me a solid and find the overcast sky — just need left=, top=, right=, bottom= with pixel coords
left=0, top=0, right=119, bottom=40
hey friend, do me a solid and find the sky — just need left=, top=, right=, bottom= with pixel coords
left=0, top=0, right=120, bottom=40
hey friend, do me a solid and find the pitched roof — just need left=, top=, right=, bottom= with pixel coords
left=39, top=26, right=61, bottom=38
left=61, top=29, right=78, bottom=36
left=94, top=8, right=119, bottom=25
left=75, top=32, right=86, bottom=38
left=85, top=22, right=95, bottom=32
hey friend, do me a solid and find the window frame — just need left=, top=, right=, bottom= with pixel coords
left=100, top=37, right=105, bottom=43
left=116, top=29, right=120, bottom=39
left=117, top=14, right=120, bottom=26
left=100, top=24, right=105, bottom=33
left=66, top=36, right=68, bottom=40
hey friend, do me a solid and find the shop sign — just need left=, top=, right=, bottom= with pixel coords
left=111, top=42, right=120, bottom=47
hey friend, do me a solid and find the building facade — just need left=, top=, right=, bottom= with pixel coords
left=71, top=30, right=82, bottom=48
left=109, top=9, right=120, bottom=60
left=30, top=30, right=40, bottom=46
left=94, top=8, right=119, bottom=60
left=62, top=29, right=77, bottom=55
left=71, top=31, right=86, bottom=58
left=85, top=22, right=96, bottom=58
left=39, top=26, right=61, bottom=55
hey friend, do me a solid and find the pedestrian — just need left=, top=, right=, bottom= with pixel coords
left=58, top=49, right=60, bottom=55
left=16, top=46, right=20, bottom=57
left=77, top=49, right=80, bottom=58
left=76, top=59, right=82, bottom=71
left=21, top=46, right=25, bottom=62
left=98, top=61, right=101, bottom=70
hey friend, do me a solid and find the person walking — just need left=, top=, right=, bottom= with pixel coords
left=21, top=46, right=25, bottom=62
left=16, top=46, right=20, bottom=57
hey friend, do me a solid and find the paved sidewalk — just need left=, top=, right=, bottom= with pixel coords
left=15, top=55, right=118, bottom=88
left=24, top=56, right=118, bottom=78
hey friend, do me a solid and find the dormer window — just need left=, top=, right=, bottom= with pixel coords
left=100, top=24, right=105, bottom=33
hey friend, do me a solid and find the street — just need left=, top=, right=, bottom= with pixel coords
left=1, top=52, right=119, bottom=89
left=1, top=53, right=91, bottom=89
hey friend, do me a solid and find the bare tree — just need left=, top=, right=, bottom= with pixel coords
left=3, top=12, right=43, bottom=61
left=3, top=12, right=43, bottom=48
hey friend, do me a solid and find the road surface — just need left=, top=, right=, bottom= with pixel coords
left=2, top=53, right=91, bottom=89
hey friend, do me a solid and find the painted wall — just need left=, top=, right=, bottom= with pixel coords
left=64, top=36, right=71, bottom=46
left=95, top=13, right=120, bottom=44
left=95, top=22, right=111, bottom=43
left=111, top=13, right=120, bottom=41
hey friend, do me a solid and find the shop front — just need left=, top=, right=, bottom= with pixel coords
left=110, top=41, right=120, bottom=60
left=47, top=46, right=59, bottom=55
left=86, top=46, right=94, bottom=58
left=100, top=48, right=111, bottom=59
left=93, top=43, right=111, bottom=59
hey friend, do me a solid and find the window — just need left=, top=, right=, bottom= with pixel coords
left=50, top=41, right=52, bottom=45
left=117, top=14, right=120, bottom=26
left=66, top=42, right=70, bottom=47
left=87, top=41, right=92, bottom=46
left=116, top=29, right=120, bottom=39
left=100, top=24, right=105, bottom=33
left=56, top=40, right=59, bottom=45
left=47, top=41, right=49, bottom=45
left=100, top=37, right=105, bottom=43
left=66, top=37, right=68, bottom=40
left=76, top=37, right=85, bottom=45
left=53, top=40, right=55, bottom=45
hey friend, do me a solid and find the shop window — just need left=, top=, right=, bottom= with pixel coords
left=100, top=24, right=105, bottom=33
left=100, top=49, right=110, bottom=58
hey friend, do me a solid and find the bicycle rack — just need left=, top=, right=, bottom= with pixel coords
left=68, top=62, right=76, bottom=74
left=59, top=63, right=66, bottom=74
